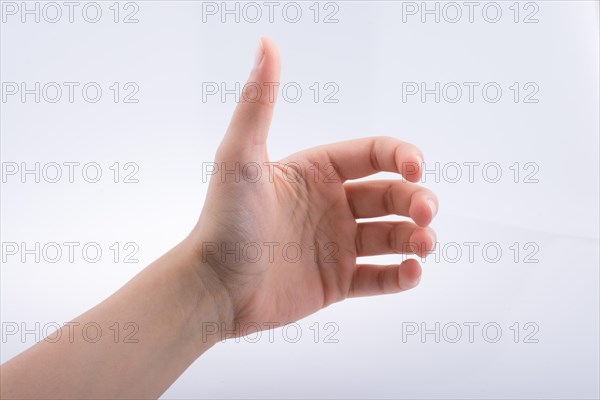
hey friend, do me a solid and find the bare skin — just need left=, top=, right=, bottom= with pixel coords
left=0, top=38, right=438, bottom=399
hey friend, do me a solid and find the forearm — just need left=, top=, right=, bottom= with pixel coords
left=0, top=239, right=232, bottom=400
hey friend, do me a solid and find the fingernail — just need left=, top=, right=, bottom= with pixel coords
left=254, top=39, right=264, bottom=68
left=414, top=154, right=423, bottom=180
left=427, top=198, right=438, bottom=218
left=415, top=154, right=423, bottom=167
left=428, top=227, right=437, bottom=245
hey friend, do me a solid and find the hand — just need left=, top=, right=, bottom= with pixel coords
left=0, top=37, right=439, bottom=399
left=188, top=38, right=439, bottom=333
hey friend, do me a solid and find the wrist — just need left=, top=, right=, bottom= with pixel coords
left=177, top=237, right=236, bottom=348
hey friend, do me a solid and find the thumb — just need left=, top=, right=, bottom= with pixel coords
left=219, top=37, right=281, bottom=160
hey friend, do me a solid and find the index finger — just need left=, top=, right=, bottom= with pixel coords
left=305, top=136, right=424, bottom=182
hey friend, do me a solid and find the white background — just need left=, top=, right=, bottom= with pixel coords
left=1, top=1, right=599, bottom=398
